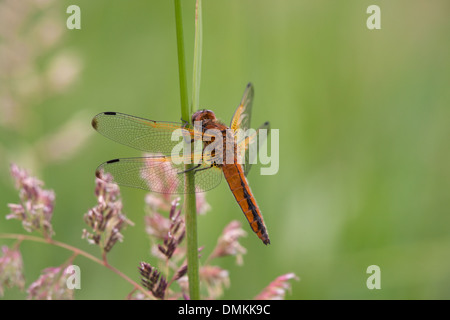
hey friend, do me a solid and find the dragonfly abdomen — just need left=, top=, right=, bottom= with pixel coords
left=222, top=163, right=270, bottom=245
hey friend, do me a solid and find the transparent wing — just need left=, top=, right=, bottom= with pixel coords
left=230, top=83, right=254, bottom=133
left=91, top=112, right=190, bottom=154
left=95, top=156, right=222, bottom=194
left=236, top=121, right=270, bottom=176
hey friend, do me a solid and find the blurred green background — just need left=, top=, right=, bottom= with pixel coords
left=1, top=0, right=450, bottom=299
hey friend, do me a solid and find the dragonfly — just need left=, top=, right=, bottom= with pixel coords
left=92, top=83, right=271, bottom=245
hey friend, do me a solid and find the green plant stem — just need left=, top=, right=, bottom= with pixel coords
left=174, top=0, right=200, bottom=300
left=174, top=0, right=190, bottom=122
left=192, top=0, right=202, bottom=111
left=0, top=233, right=153, bottom=299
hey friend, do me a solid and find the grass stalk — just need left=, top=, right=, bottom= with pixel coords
left=173, top=0, right=200, bottom=300
left=192, top=0, right=202, bottom=112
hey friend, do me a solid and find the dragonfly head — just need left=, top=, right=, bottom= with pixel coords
left=191, top=109, right=217, bottom=124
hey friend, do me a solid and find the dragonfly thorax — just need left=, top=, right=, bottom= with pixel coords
left=191, top=109, right=217, bottom=124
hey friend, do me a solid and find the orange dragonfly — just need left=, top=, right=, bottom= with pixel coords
left=92, top=83, right=271, bottom=245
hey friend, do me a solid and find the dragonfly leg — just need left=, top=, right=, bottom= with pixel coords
left=195, top=164, right=215, bottom=173
left=177, top=164, right=214, bottom=175
left=180, top=118, right=197, bottom=144
left=181, top=118, right=190, bottom=128
left=193, top=164, right=215, bottom=173
left=177, top=164, right=202, bottom=174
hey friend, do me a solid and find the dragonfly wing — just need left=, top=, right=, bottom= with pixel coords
left=237, top=121, right=271, bottom=176
left=96, top=156, right=222, bottom=194
left=92, top=112, right=190, bottom=154
left=230, top=83, right=254, bottom=133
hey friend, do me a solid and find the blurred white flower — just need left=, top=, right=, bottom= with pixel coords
left=0, top=0, right=83, bottom=131
left=46, top=51, right=83, bottom=93
left=36, top=111, right=93, bottom=164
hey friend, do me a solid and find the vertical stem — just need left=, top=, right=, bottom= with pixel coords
left=192, top=0, right=202, bottom=112
left=174, top=0, right=200, bottom=300
left=174, top=0, right=190, bottom=122
left=184, top=168, right=199, bottom=301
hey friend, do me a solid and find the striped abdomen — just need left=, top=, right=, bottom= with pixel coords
left=222, top=163, right=270, bottom=245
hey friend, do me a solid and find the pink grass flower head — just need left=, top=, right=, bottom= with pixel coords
left=144, top=195, right=178, bottom=240
left=157, top=198, right=185, bottom=259
left=27, top=266, right=74, bottom=300
left=138, top=262, right=168, bottom=300
left=145, top=188, right=211, bottom=217
left=145, top=193, right=171, bottom=212
left=8, top=164, right=55, bottom=239
left=0, top=246, right=25, bottom=296
left=254, top=273, right=299, bottom=300
left=210, top=220, right=247, bottom=265
left=200, top=265, right=230, bottom=299
left=83, top=172, right=133, bottom=253
left=195, top=192, right=211, bottom=215
left=145, top=197, right=186, bottom=263
left=145, top=211, right=172, bottom=240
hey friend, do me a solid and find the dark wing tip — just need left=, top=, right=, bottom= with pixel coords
left=246, top=83, right=254, bottom=95
left=95, top=159, right=120, bottom=178
left=92, top=112, right=116, bottom=129
left=91, top=117, right=98, bottom=130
